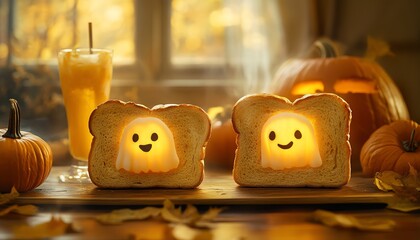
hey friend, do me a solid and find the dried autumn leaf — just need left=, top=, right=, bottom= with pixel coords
left=0, top=204, right=38, bottom=216
left=96, top=207, right=161, bottom=225
left=199, top=208, right=224, bottom=222
left=313, top=210, right=395, bottom=232
left=13, top=216, right=77, bottom=239
left=161, top=202, right=200, bottom=225
left=402, top=164, right=420, bottom=191
left=0, top=187, right=19, bottom=205
left=374, top=165, right=420, bottom=212
left=386, top=197, right=420, bottom=212
left=161, top=200, right=224, bottom=228
left=13, top=204, right=38, bottom=215
left=96, top=200, right=225, bottom=229
left=0, top=205, right=18, bottom=216
left=374, top=171, right=404, bottom=191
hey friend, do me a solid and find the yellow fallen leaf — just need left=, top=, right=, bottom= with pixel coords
left=374, top=171, right=404, bottom=191
left=14, top=205, right=38, bottom=215
left=0, top=205, right=18, bottom=216
left=402, top=164, right=420, bottom=191
left=0, top=187, right=19, bottom=205
left=199, top=208, right=224, bottom=222
left=161, top=200, right=223, bottom=228
left=374, top=165, right=420, bottom=212
left=313, top=210, right=395, bottom=232
left=0, top=204, right=38, bottom=216
left=96, top=200, right=225, bottom=229
left=161, top=203, right=200, bottom=225
left=96, top=207, right=161, bottom=225
left=13, top=216, right=77, bottom=239
left=386, top=197, right=420, bottom=212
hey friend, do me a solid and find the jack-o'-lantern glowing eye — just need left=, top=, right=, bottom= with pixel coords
left=291, top=81, right=324, bottom=95
left=261, top=112, right=322, bottom=170
left=116, top=117, right=179, bottom=173
left=334, top=79, right=377, bottom=94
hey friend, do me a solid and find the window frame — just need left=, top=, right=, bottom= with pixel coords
left=1, top=0, right=233, bottom=88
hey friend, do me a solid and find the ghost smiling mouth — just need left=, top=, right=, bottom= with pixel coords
left=139, top=144, right=152, bottom=152
left=277, top=141, right=293, bottom=149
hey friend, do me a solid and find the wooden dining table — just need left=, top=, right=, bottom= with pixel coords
left=1, top=166, right=419, bottom=239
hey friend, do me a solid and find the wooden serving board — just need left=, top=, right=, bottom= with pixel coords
left=15, top=167, right=393, bottom=206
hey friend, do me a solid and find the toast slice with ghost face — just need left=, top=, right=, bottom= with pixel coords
left=88, top=100, right=211, bottom=188
left=232, top=93, right=351, bottom=187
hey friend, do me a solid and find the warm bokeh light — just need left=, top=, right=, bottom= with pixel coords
left=116, top=117, right=179, bottom=174
left=11, top=0, right=134, bottom=64
left=171, top=0, right=225, bottom=64
left=261, top=112, right=322, bottom=170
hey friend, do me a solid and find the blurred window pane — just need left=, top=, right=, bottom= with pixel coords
left=12, top=0, right=134, bottom=65
left=170, top=0, right=225, bottom=65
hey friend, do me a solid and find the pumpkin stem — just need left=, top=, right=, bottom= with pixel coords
left=2, top=99, right=22, bottom=139
left=314, top=39, right=338, bottom=58
left=402, top=128, right=418, bottom=152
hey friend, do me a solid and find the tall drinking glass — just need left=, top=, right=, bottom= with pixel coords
left=58, top=48, right=113, bottom=182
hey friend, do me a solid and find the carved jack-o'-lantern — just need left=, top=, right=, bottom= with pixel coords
left=271, top=40, right=410, bottom=171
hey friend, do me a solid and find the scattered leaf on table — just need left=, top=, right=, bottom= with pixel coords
left=161, top=200, right=223, bottom=228
left=374, top=171, right=404, bottom=191
left=386, top=197, right=420, bottom=212
left=374, top=165, right=420, bottom=212
left=96, top=207, right=161, bottom=225
left=312, top=210, right=396, bottom=232
left=0, top=187, right=19, bottom=205
left=0, top=204, right=38, bottom=216
left=401, top=164, right=420, bottom=192
left=13, top=216, right=78, bottom=239
left=97, top=199, right=224, bottom=229
left=161, top=200, right=200, bottom=225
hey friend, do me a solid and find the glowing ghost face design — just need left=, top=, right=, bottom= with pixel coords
left=116, top=117, right=179, bottom=173
left=261, top=112, right=322, bottom=170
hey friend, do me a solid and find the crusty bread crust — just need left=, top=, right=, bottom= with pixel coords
left=88, top=100, right=211, bottom=188
left=232, top=93, right=352, bottom=187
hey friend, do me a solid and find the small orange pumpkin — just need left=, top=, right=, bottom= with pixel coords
left=360, top=120, right=419, bottom=176
left=0, top=99, right=53, bottom=193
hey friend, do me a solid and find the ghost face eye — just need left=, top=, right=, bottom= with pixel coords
left=269, top=131, right=276, bottom=141
left=132, top=133, right=139, bottom=142
left=294, top=130, right=302, bottom=139
left=151, top=132, right=158, bottom=141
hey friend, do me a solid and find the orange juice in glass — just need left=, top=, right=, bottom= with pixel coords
left=58, top=48, right=112, bottom=181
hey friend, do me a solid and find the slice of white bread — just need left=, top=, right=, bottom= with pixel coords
left=232, top=93, right=351, bottom=187
left=88, top=100, right=211, bottom=188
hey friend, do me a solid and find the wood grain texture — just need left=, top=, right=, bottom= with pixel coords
left=15, top=167, right=392, bottom=206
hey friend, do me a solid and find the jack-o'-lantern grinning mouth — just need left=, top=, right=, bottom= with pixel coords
left=139, top=144, right=152, bottom=152
left=277, top=141, right=293, bottom=150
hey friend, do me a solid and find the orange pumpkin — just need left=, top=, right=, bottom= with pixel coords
left=271, top=40, right=410, bottom=172
left=0, top=99, right=53, bottom=193
left=205, top=120, right=236, bottom=168
left=360, top=120, right=419, bottom=176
